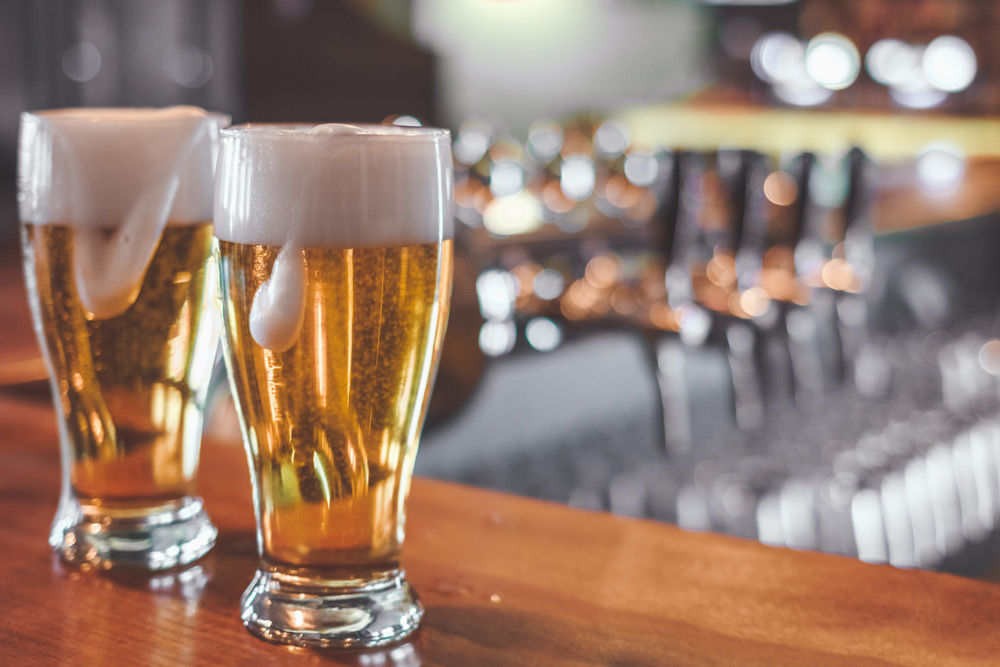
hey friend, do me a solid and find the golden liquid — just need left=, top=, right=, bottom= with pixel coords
left=217, top=239, right=452, bottom=575
left=21, top=222, right=217, bottom=508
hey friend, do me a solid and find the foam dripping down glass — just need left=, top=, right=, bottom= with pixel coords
left=17, top=107, right=229, bottom=569
left=214, top=123, right=453, bottom=647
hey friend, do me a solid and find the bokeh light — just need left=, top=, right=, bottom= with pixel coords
left=915, top=142, right=966, bottom=192
left=164, top=45, right=214, bottom=88
left=560, top=156, right=596, bottom=201
left=454, top=120, right=493, bottom=165
left=482, top=191, right=543, bottom=236
left=751, top=31, right=840, bottom=106
left=533, top=269, right=565, bottom=301
left=62, top=41, right=102, bottom=83
left=866, top=39, right=919, bottom=87
left=593, top=121, right=630, bottom=158
left=739, top=286, right=772, bottom=318
left=476, top=270, right=517, bottom=321
left=804, top=32, right=860, bottom=91
left=624, top=153, right=659, bottom=187
left=527, top=120, right=564, bottom=163
left=585, top=253, right=620, bottom=290
left=489, top=159, right=525, bottom=197
left=479, top=320, right=516, bottom=357
left=923, top=36, right=977, bottom=93
left=525, top=317, right=562, bottom=352
left=762, top=171, right=798, bottom=206
left=677, top=303, right=712, bottom=346
left=751, top=32, right=804, bottom=84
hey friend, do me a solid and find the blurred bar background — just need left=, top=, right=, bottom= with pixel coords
left=6, top=0, right=1000, bottom=579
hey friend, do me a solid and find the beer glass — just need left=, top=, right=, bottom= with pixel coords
left=18, top=107, right=227, bottom=570
left=215, top=124, right=453, bottom=647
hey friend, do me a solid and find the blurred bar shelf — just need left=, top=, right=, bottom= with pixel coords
left=614, top=101, right=1000, bottom=233
left=616, top=101, right=1000, bottom=159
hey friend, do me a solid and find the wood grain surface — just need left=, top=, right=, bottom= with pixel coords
left=4, top=254, right=1000, bottom=666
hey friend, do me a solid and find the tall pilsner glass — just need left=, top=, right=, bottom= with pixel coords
left=215, top=124, right=453, bottom=647
left=18, top=108, right=227, bottom=569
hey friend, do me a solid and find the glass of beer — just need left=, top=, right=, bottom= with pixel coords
left=18, top=107, right=227, bottom=570
left=215, top=123, right=453, bottom=647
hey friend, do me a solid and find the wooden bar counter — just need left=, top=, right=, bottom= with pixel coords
left=3, top=261, right=1000, bottom=666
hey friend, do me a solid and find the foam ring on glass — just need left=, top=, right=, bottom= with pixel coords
left=17, top=107, right=229, bottom=570
left=214, top=123, right=453, bottom=647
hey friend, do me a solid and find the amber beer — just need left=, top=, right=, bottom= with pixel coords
left=218, top=239, right=452, bottom=571
left=18, top=107, right=226, bottom=570
left=23, top=223, right=216, bottom=504
left=216, top=123, right=453, bottom=647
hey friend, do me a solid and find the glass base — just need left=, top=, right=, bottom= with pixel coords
left=240, top=567, right=424, bottom=648
left=52, top=496, right=217, bottom=571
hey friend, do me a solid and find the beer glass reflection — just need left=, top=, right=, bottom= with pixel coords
left=18, top=107, right=226, bottom=570
left=215, top=124, right=453, bottom=647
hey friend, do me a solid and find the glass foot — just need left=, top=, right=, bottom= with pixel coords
left=240, top=568, right=424, bottom=648
left=54, top=496, right=217, bottom=570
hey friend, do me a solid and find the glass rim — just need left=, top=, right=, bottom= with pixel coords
left=21, top=106, right=230, bottom=125
left=221, top=122, right=450, bottom=143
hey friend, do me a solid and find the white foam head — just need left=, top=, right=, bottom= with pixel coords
left=214, top=123, right=454, bottom=247
left=18, top=106, right=227, bottom=227
left=18, top=107, right=228, bottom=319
